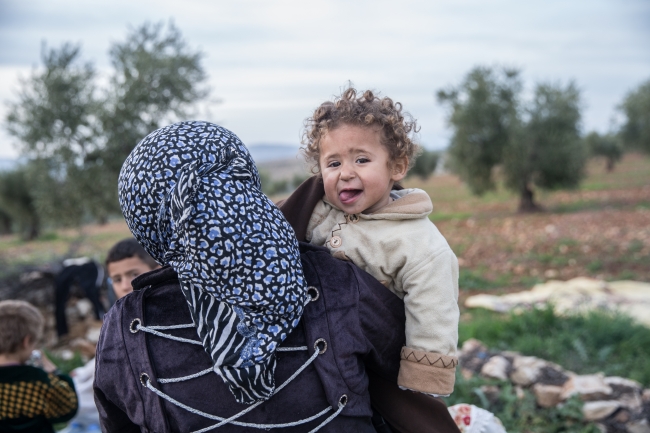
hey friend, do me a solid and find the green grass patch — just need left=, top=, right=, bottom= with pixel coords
left=459, top=269, right=499, bottom=290
left=460, top=307, right=650, bottom=386
left=36, top=232, right=60, bottom=242
left=550, top=200, right=602, bottom=214
left=446, top=373, right=599, bottom=433
left=44, top=350, right=85, bottom=375
left=586, top=260, right=603, bottom=272
left=613, top=270, right=638, bottom=280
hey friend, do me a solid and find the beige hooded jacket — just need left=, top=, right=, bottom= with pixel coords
left=306, top=188, right=460, bottom=395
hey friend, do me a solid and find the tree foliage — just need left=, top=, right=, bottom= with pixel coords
left=619, top=78, right=650, bottom=153
left=3, top=21, right=208, bottom=233
left=584, top=131, right=623, bottom=172
left=99, top=21, right=208, bottom=178
left=408, top=148, right=439, bottom=180
left=438, top=67, right=585, bottom=212
left=5, top=43, right=98, bottom=225
left=0, top=165, right=41, bottom=240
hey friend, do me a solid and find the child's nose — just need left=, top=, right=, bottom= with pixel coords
left=340, top=165, right=355, bottom=180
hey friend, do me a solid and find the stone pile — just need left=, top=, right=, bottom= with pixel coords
left=459, top=339, right=650, bottom=433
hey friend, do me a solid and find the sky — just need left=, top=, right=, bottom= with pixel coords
left=0, top=0, right=649, bottom=159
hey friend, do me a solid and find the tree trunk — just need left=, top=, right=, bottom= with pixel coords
left=26, top=216, right=40, bottom=241
left=0, top=214, right=11, bottom=235
left=518, top=184, right=543, bottom=213
left=606, top=157, right=615, bottom=172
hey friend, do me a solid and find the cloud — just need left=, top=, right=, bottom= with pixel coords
left=0, top=0, right=648, bottom=158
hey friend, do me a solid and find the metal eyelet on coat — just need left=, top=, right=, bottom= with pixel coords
left=314, top=338, right=327, bottom=354
left=307, top=286, right=319, bottom=302
left=140, top=373, right=150, bottom=387
left=130, top=318, right=141, bottom=333
left=339, top=394, right=348, bottom=406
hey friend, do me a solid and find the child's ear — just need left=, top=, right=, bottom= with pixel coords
left=23, top=336, right=33, bottom=350
left=391, top=157, right=408, bottom=181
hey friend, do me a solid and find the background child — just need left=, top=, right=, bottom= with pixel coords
left=105, top=238, right=160, bottom=301
left=302, top=87, right=460, bottom=396
left=0, top=300, right=78, bottom=432
left=64, top=238, right=159, bottom=431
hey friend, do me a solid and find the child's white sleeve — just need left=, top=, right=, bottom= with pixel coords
left=397, top=233, right=460, bottom=396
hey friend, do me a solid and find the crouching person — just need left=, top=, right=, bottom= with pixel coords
left=0, top=300, right=78, bottom=432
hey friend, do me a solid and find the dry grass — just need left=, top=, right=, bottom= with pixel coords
left=403, top=153, right=650, bottom=292
left=1, top=154, right=649, bottom=289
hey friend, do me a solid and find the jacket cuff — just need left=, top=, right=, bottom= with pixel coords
left=397, top=346, right=458, bottom=395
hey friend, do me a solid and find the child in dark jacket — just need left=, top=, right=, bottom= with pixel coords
left=0, top=300, right=78, bottom=433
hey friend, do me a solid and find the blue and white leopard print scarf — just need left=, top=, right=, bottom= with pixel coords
left=118, top=121, right=309, bottom=404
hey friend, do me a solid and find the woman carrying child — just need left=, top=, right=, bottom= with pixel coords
left=95, top=117, right=460, bottom=432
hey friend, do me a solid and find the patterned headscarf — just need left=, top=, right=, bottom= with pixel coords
left=118, top=121, right=309, bottom=404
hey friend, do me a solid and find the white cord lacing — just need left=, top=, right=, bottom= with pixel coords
left=137, top=319, right=346, bottom=432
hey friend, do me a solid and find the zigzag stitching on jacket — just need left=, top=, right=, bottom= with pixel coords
left=401, top=349, right=458, bottom=368
left=329, top=218, right=349, bottom=243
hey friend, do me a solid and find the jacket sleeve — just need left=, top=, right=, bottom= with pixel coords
left=397, top=230, right=460, bottom=396
left=94, top=382, right=140, bottom=433
left=93, top=302, right=141, bottom=433
left=44, top=372, right=78, bottom=424
left=350, top=249, right=461, bottom=433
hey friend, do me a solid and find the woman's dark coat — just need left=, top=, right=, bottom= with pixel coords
left=94, top=176, right=459, bottom=433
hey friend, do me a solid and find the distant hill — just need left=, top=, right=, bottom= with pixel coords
left=247, top=144, right=300, bottom=164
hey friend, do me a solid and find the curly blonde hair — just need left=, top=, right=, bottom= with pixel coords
left=301, top=87, right=421, bottom=174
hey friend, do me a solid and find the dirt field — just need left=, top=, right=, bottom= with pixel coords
left=1, top=154, right=648, bottom=292
left=404, top=153, right=650, bottom=295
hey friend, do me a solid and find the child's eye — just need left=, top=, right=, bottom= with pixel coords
left=327, top=161, right=341, bottom=168
left=356, top=157, right=369, bottom=164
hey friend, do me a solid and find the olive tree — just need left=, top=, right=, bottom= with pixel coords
left=619, top=78, right=650, bottom=154
left=438, top=67, right=586, bottom=212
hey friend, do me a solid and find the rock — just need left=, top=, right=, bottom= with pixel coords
left=481, top=356, right=510, bottom=380
left=65, top=305, right=80, bottom=321
left=617, top=391, right=643, bottom=411
left=75, top=299, right=94, bottom=317
left=479, top=385, right=501, bottom=404
left=459, top=339, right=490, bottom=374
left=594, top=424, right=607, bottom=433
left=85, top=324, right=102, bottom=344
left=515, top=386, right=525, bottom=400
left=537, top=365, right=569, bottom=386
left=582, top=400, right=620, bottom=421
left=460, top=338, right=487, bottom=355
left=643, top=388, right=650, bottom=403
left=19, top=271, right=46, bottom=284
left=532, top=383, right=563, bottom=408
left=603, top=377, right=644, bottom=411
left=604, top=376, right=642, bottom=391
left=510, top=356, right=547, bottom=386
left=612, top=409, right=629, bottom=423
left=560, top=373, right=613, bottom=401
left=627, top=420, right=650, bottom=433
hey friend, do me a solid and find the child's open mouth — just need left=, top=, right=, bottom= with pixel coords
left=339, top=189, right=362, bottom=204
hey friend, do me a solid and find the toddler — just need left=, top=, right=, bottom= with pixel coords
left=0, top=300, right=78, bottom=432
left=302, top=88, right=460, bottom=396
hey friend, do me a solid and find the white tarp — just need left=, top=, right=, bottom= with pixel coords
left=464, top=277, right=650, bottom=327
